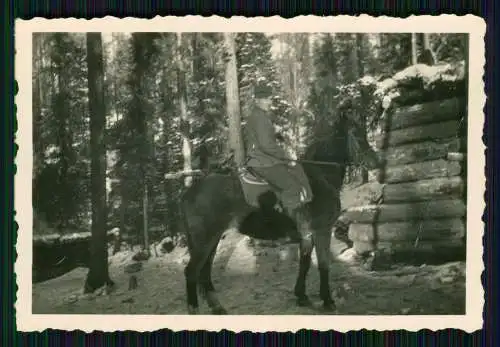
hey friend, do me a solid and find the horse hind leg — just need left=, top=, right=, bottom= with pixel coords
left=183, top=216, right=212, bottom=315
left=314, top=229, right=336, bottom=311
left=184, top=233, right=204, bottom=315
left=199, top=240, right=227, bottom=315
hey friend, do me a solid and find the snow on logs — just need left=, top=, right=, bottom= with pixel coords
left=346, top=63, right=467, bottom=261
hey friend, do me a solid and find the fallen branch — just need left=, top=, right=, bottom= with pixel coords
left=164, top=169, right=204, bottom=180
left=33, top=229, right=118, bottom=246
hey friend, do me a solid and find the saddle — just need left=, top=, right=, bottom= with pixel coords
left=237, top=168, right=294, bottom=240
left=238, top=167, right=274, bottom=209
left=237, top=166, right=312, bottom=208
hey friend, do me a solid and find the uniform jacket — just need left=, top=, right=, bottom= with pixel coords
left=244, top=105, right=288, bottom=168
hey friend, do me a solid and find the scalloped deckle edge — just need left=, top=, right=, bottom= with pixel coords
left=14, top=14, right=486, bottom=333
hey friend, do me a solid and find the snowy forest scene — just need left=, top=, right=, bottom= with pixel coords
left=31, top=31, right=469, bottom=316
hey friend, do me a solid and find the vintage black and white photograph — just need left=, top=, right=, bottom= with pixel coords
left=15, top=16, right=485, bottom=332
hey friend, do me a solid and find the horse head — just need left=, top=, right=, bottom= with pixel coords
left=343, top=110, right=381, bottom=172
left=304, top=105, right=381, bottom=174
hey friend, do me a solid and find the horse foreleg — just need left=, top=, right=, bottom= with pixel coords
left=199, top=241, right=227, bottom=315
left=314, top=230, right=335, bottom=311
left=294, top=241, right=313, bottom=307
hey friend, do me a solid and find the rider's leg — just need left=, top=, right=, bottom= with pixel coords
left=251, top=165, right=313, bottom=246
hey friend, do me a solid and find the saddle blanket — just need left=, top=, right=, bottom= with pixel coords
left=238, top=168, right=311, bottom=209
left=238, top=168, right=274, bottom=208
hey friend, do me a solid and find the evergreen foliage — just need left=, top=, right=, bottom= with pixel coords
left=32, top=32, right=467, bottom=244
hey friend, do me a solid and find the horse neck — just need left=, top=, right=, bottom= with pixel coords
left=303, top=125, right=349, bottom=189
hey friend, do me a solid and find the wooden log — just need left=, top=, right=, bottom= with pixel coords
left=447, top=152, right=466, bottom=161
left=33, top=229, right=117, bottom=247
left=349, top=218, right=465, bottom=243
left=340, top=182, right=385, bottom=209
left=377, top=218, right=465, bottom=242
left=383, top=176, right=464, bottom=203
left=385, top=86, right=465, bottom=109
left=352, top=240, right=377, bottom=255
left=391, top=97, right=464, bottom=131
left=382, top=137, right=463, bottom=166
left=383, top=159, right=462, bottom=184
left=344, top=199, right=466, bottom=224
left=376, top=120, right=460, bottom=149
left=349, top=224, right=376, bottom=242
left=376, top=239, right=466, bottom=264
left=377, top=238, right=465, bottom=259
left=32, top=229, right=121, bottom=283
left=377, top=239, right=465, bottom=252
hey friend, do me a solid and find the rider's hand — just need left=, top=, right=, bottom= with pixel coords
left=288, top=160, right=296, bottom=167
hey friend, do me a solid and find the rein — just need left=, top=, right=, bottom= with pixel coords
left=164, top=155, right=370, bottom=180
left=290, top=159, right=344, bottom=167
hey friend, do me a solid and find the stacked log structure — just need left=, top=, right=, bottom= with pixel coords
left=346, top=62, right=467, bottom=262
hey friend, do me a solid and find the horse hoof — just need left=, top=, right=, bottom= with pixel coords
left=212, top=306, right=228, bottom=315
left=323, top=301, right=336, bottom=312
left=187, top=305, right=199, bottom=315
left=296, top=296, right=313, bottom=307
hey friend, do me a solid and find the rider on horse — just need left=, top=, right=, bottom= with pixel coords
left=242, top=83, right=314, bottom=250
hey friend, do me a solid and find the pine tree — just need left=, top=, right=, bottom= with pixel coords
left=224, top=32, right=244, bottom=167
left=33, top=33, right=91, bottom=232
left=235, top=33, right=282, bottom=115
left=309, top=34, right=340, bottom=131
left=84, top=32, right=113, bottom=293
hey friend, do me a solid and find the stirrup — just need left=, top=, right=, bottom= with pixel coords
left=302, top=231, right=313, bottom=241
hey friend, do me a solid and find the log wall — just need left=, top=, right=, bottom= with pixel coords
left=348, top=95, right=467, bottom=260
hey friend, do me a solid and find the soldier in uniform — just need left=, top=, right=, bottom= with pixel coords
left=243, top=83, right=314, bottom=251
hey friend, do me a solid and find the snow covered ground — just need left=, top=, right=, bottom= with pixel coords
left=32, top=228, right=465, bottom=315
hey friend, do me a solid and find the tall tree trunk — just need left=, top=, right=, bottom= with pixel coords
left=411, top=33, right=418, bottom=65
left=176, top=33, right=193, bottom=186
left=352, top=34, right=368, bottom=183
left=130, top=34, right=153, bottom=252
left=143, top=185, right=149, bottom=252
left=350, top=33, right=360, bottom=82
left=53, top=33, right=72, bottom=232
left=416, top=33, right=435, bottom=66
left=422, top=33, right=431, bottom=50
left=160, top=61, right=174, bottom=235
left=84, top=33, right=112, bottom=293
left=119, top=181, right=127, bottom=246
left=143, top=98, right=154, bottom=255
left=355, top=34, right=365, bottom=77
left=32, top=33, right=43, bottom=175
left=223, top=33, right=245, bottom=167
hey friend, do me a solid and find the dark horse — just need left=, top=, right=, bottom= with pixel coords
left=178, top=111, right=380, bottom=314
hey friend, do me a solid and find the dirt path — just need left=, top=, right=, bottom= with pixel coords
left=32, top=229, right=465, bottom=315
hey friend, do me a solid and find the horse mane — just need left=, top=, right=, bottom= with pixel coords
left=301, top=113, right=350, bottom=189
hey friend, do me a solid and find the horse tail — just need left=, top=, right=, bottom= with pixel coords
left=177, top=190, right=193, bottom=251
